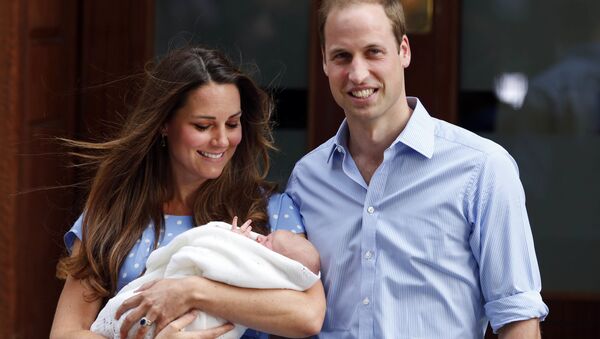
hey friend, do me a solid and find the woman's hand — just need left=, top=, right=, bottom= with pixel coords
left=115, top=278, right=197, bottom=338
left=155, top=311, right=235, bottom=339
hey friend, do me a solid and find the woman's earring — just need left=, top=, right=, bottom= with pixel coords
left=161, top=134, right=166, bottom=147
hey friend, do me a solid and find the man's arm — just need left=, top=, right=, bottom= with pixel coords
left=469, top=151, right=548, bottom=332
left=498, top=318, right=541, bottom=339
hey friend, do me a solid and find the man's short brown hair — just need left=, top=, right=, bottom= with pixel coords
left=318, top=0, right=406, bottom=50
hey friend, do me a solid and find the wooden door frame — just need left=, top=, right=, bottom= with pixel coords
left=0, top=0, right=22, bottom=335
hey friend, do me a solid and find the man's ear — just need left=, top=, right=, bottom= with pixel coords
left=399, top=35, right=411, bottom=68
left=322, top=49, right=329, bottom=76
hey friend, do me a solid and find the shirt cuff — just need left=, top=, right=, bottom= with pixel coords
left=485, top=290, right=549, bottom=333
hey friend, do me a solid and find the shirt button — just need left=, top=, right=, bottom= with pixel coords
left=336, top=146, right=343, bottom=153
left=362, top=297, right=370, bottom=305
left=364, top=250, right=373, bottom=260
left=367, top=206, right=375, bottom=214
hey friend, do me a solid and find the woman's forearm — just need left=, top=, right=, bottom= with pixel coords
left=186, top=276, right=325, bottom=337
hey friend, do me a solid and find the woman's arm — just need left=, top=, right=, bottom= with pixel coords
left=49, top=241, right=105, bottom=339
left=155, top=311, right=235, bottom=339
left=51, top=241, right=237, bottom=339
left=188, top=276, right=325, bottom=337
left=116, top=276, right=326, bottom=338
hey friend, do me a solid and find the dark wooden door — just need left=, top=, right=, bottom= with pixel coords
left=0, top=1, right=153, bottom=338
left=0, top=1, right=78, bottom=337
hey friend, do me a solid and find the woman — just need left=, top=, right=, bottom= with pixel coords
left=50, top=46, right=325, bottom=339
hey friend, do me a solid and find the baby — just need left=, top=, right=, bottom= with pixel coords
left=232, top=217, right=320, bottom=275
left=91, top=220, right=320, bottom=339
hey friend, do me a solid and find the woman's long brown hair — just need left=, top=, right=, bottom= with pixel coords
left=56, top=47, right=277, bottom=300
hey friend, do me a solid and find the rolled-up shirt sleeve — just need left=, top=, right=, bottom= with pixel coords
left=468, top=150, right=549, bottom=333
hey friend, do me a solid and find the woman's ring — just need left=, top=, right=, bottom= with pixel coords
left=140, top=317, right=154, bottom=327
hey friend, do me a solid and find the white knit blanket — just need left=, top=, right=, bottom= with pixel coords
left=91, top=221, right=319, bottom=339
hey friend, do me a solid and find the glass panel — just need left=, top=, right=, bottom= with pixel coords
left=460, top=0, right=600, bottom=292
left=402, top=0, right=433, bottom=34
left=154, top=0, right=310, bottom=185
left=155, top=0, right=309, bottom=89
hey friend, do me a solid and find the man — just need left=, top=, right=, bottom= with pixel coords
left=285, top=0, right=548, bottom=338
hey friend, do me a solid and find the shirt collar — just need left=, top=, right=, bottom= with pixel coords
left=327, top=97, right=435, bottom=162
left=327, top=119, right=350, bottom=163
left=394, top=97, right=435, bottom=159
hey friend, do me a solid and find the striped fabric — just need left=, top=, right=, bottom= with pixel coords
left=286, top=97, right=548, bottom=339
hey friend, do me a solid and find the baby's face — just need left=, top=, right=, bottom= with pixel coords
left=256, top=230, right=298, bottom=254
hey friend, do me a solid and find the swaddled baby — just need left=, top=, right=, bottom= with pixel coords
left=90, top=221, right=320, bottom=339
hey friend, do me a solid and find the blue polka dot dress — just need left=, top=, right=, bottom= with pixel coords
left=64, top=192, right=305, bottom=339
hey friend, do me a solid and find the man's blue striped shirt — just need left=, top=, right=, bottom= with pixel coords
left=286, top=97, right=548, bottom=338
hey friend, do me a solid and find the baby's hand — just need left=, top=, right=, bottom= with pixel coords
left=231, top=216, right=254, bottom=238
